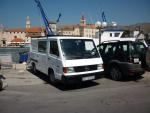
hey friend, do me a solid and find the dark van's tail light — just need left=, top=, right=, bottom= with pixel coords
left=128, top=57, right=133, bottom=63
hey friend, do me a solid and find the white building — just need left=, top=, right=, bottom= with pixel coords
left=0, top=16, right=57, bottom=47
left=59, top=15, right=98, bottom=38
left=0, top=24, right=6, bottom=46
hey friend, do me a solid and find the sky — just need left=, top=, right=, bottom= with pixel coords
left=0, top=0, right=150, bottom=28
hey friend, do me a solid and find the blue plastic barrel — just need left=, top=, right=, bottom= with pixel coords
left=19, top=53, right=28, bottom=63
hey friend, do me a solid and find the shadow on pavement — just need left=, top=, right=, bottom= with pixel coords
left=27, top=69, right=99, bottom=91
left=105, top=74, right=144, bottom=82
left=122, top=75, right=144, bottom=82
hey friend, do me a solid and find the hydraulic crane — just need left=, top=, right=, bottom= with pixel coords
left=102, top=11, right=107, bottom=22
left=34, top=0, right=54, bottom=36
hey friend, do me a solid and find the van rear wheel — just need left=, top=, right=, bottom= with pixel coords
left=110, top=66, right=122, bottom=81
left=32, top=63, right=37, bottom=74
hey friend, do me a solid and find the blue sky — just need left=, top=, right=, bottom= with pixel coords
left=0, top=0, right=150, bottom=28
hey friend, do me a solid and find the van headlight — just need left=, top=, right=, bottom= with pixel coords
left=97, top=64, right=103, bottom=70
left=63, top=67, right=75, bottom=73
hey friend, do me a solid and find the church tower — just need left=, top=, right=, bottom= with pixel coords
left=80, top=15, right=86, bottom=25
left=79, top=15, right=86, bottom=37
left=26, top=16, right=31, bottom=28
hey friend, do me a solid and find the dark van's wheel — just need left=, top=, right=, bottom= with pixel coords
left=146, top=49, right=150, bottom=70
left=109, top=66, right=123, bottom=81
left=0, top=79, right=3, bottom=91
left=48, top=69, right=57, bottom=84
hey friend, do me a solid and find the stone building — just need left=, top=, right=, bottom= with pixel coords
left=0, top=16, right=56, bottom=47
left=58, top=15, right=98, bottom=38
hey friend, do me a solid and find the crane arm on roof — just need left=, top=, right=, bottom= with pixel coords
left=102, top=11, right=107, bottom=22
left=34, top=0, right=54, bottom=36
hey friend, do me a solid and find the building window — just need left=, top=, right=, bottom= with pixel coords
left=2, top=40, right=6, bottom=45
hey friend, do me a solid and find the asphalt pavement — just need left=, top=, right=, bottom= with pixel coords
left=0, top=64, right=150, bottom=113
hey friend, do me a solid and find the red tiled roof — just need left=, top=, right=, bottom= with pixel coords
left=26, top=27, right=44, bottom=33
left=86, top=24, right=96, bottom=29
left=59, top=24, right=80, bottom=30
left=5, top=26, right=44, bottom=33
left=11, top=37, right=25, bottom=43
left=59, top=24, right=96, bottom=30
left=5, top=28, right=25, bottom=32
left=59, top=25, right=71, bottom=30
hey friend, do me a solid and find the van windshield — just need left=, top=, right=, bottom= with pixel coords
left=60, top=39, right=100, bottom=60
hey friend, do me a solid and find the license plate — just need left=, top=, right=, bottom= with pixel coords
left=82, top=76, right=95, bottom=81
left=134, top=58, right=139, bottom=63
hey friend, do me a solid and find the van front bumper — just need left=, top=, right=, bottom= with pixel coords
left=61, top=71, right=104, bottom=84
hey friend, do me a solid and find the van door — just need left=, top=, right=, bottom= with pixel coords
left=47, top=40, right=62, bottom=80
left=37, top=40, right=47, bottom=74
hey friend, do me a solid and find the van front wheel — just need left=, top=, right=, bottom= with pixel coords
left=49, top=70, right=57, bottom=84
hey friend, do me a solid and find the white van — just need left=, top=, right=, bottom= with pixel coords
left=29, top=36, right=104, bottom=84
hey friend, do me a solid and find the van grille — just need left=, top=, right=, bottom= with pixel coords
left=74, top=65, right=97, bottom=72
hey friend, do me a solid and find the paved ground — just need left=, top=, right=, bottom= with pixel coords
left=0, top=63, right=44, bottom=87
left=0, top=64, right=150, bottom=113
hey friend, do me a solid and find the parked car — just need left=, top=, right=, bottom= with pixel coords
left=0, top=75, right=7, bottom=91
left=0, top=79, right=2, bottom=91
left=0, top=75, right=5, bottom=91
left=131, top=41, right=150, bottom=70
left=0, top=59, right=1, bottom=69
left=29, top=37, right=104, bottom=84
left=97, top=41, right=145, bottom=80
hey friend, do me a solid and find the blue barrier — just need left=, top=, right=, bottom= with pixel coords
left=19, top=53, right=28, bottom=63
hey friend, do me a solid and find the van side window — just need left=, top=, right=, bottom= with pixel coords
left=110, top=33, right=112, bottom=37
left=114, top=33, right=120, bottom=37
left=38, top=41, right=47, bottom=53
left=31, top=40, right=38, bottom=52
left=50, top=41, right=59, bottom=56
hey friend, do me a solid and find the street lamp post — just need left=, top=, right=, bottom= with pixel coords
left=111, top=21, right=117, bottom=29
left=95, top=21, right=107, bottom=46
left=95, top=21, right=101, bottom=46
